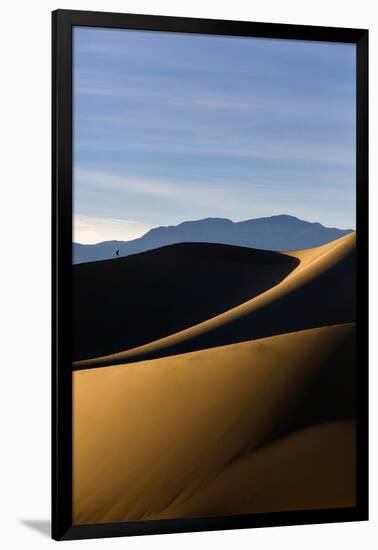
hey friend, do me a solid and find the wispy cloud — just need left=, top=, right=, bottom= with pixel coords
left=74, top=214, right=152, bottom=244
left=75, top=70, right=354, bottom=124
left=73, top=27, right=356, bottom=231
left=74, top=167, right=260, bottom=211
left=75, top=132, right=354, bottom=168
left=74, top=167, right=355, bottom=232
left=74, top=69, right=355, bottom=168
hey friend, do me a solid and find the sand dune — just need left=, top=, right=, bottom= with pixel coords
left=73, top=323, right=356, bottom=524
left=75, top=232, right=355, bottom=369
left=73, top=243, right=299, bottom=361
left=155, top=421, right=355, bottom=520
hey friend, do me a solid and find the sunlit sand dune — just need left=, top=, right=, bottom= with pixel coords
left=73, top=323, right=355, bottom=524
left=75, top=232, right=355, bottom=369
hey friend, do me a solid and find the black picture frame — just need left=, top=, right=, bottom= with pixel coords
left=52, top=9, right=369, bottom=541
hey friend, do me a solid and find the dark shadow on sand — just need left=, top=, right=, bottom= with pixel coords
left=73, top=242, right=299, bottom=361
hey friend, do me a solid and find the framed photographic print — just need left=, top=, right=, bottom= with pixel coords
left=52, top=9, right=369, bottom=541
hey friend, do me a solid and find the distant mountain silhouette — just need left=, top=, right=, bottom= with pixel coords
left=73, top=214, right=353, bottom=264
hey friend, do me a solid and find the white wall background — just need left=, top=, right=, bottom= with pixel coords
left=0, top=0, right=376, bottom=548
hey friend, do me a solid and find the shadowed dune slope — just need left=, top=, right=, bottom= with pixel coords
left=73, top=243, right=299, bottom=361
left=155, top=421, right=355, bottom=520
left=73, top=323, right=355, bottom=524
left=75, top=232, right=355, bottom=369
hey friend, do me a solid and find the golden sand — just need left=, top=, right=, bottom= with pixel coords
left=73, top=323, right=355, bottom=524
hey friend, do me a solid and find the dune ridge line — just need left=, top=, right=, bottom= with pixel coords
left=74, top=232, right=355, bottom=369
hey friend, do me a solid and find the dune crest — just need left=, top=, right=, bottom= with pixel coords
left=74, top=232, right=355, bottom=369
left=73, top=243, right=299, bottom=361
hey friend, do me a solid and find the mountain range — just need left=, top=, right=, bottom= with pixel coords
left=73, top=214, right=353, bottom=264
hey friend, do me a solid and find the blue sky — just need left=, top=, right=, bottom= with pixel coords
left=73, top=27, right=356, bottom=244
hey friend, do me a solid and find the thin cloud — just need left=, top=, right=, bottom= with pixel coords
left=73, top=28, right=356, bottom=231
left=75, top=133, right=354, bottom=168
left=75, top=70, right=354, bottom=124
left=74, top=71, right=355, bottom=168
left=74, top=167, right=355, bottom=231
left=74, top=168, right=259, bottom=210
left=74, top=214, right=152, bottom=244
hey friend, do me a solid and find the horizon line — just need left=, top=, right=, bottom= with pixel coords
left=73, top=213, right=356, bottom=246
